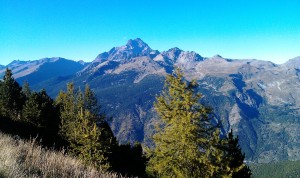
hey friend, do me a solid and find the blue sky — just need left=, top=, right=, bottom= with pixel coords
left=0, top=0, right=299, bottom=65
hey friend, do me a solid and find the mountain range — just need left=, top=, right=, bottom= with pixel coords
left=1, top=38, right=299, bottom=163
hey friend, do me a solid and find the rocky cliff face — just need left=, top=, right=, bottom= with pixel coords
left=2, top=39, right=299, bottom=163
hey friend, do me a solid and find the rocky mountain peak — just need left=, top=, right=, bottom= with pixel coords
left=93, top=38, right=156, bottom=65
left=213, top=54, right=223, bottom=58
left=153, top=47, right=203, bottom=69
left=7, top=60, right=28, bottom=66
left=126, top=38, right=149, bottom=50
left=122, top=38, right=153, bottom=57
left=165, top=47, right=183, bottom=58
left=167, top=47, right=182, bottom=52
left=283, top=56, right=300, bottom=69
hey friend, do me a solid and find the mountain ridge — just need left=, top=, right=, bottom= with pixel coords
left=0, top=57, right=88, bottom=85
left=0, top=38, right=299, bottom=164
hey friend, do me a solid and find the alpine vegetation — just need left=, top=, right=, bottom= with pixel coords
left=146, top=69, right=250, bottom=178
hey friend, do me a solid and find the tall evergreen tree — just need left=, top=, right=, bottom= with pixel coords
left=0, top=68, right=25, bottom=119
left=22, top=89, right=59, bottom=130
left=84, top=84, right=100, bottom=116
left=147, top=68, right=251, bottom=178
left=22, top=81, right=31, bottom=99
left=220, top=130, right=252, bottom=178
left=56, top=83, right=116, bottom=170
left=71, top=108, right=111, bottom=170
left=147, top=68, right=217, bottom=177
left=56, top=83, right=78, bottom=139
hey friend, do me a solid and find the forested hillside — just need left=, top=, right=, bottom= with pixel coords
left=0, top=68, right=251, bottom=177
left=1, top=39, right=298, bottom=163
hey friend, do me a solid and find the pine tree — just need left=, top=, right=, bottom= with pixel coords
left=209, top=129, right=233, bottom=177
left=56, top=83, right=116, bottom=170
left=71, top=108, right=111, bottom=170
left=0, top=68, right=25, bottom=119
left=22, top=92, right=41, bottom=126
left=147, top=68, right=251, bottom=178
left=22, top=81, right=31, bottom=99
left=84, top=84, right=100, bottom=116
left=56, top=83, right=78, bottom=140
left=222, top=130, right=252, bottom=178
left=22, top=89, right=58, bottom=129
left=147, top=68, right=217, bottom=178
left=207, top=129, right=252, bottom=177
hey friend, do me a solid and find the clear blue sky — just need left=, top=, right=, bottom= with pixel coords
left=0, top=0, right=299, bottom=65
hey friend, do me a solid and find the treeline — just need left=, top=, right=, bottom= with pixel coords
left=0, top=68, right=251, bottom=177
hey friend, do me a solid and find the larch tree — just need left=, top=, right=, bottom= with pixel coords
left=147, top=68, right=251, bottom=178
left=56, top=83, right=116, bottom=170
left=147, top=68, right=217, bottom=177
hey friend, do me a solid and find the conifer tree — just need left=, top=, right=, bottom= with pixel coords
left=0, top=68, right=25, bottom=119
left=22, top=92, right=41, bottom=126
left=209, top=129, right=233, bottom=177
left=147, top=68, right=217, bottom=177
left=71, top=107, right=111, bottom=170
left=22, top=81, right=31, bottom=99
left=221, top=130, right=252, bottom=178
left=56, top=83, right=78, bottom=139
left=22, top=89, right=58, bottom=129
left=56, top=83, right=116, bottom=170
left=147, top=68, right=251, bottom=178
left=84, top=84, right=100, bottom=116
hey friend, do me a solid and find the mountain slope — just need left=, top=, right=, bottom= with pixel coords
left=250, top=160, right=300, bottom=178
left=0, top=58, right=88, bottom=85
left=4, top=38, right=300, bottom=164
left=0, top=131, right=120, bottom=178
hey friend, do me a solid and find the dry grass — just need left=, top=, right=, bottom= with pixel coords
left=0, top=132, right=123, bottom=178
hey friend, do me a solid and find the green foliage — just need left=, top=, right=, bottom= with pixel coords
left=215, top=130, right=251, bottom=177
left=0, top=68, right=25, bottom=119
left=71, top=109, right=111, bottom=170
left=84, top=84, right=100, bottom=116
left=56, top=83, right=116, bottom=170
left=147, top=68, right=215, bottom=177
left=226, top=130, right=252, bottom=178
left=22, top=81, right=31, bottom=99
left=56, top=83, right=81, bottom=139
left=0, top=68, right=253, bottom=177
left=0, top=69, right=64, bottom=148
left=22, top=89, right=59, bottom=130
left=147, top=68, right=251, bottom=178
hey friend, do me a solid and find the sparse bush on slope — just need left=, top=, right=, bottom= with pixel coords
left=0, top=132, right=122, bottom=178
